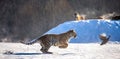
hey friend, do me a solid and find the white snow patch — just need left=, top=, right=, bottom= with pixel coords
left=100, top=33, right=107, bottom=37
left=115, top=21, right=120, bottom=25
left=97, top=20, right=101, bottom=24
left=104, top=20, right=111, bottom=22
left=81, top=20, right=90, bottom=23
left=73, top=20, right=80, bottom=23
left=104, top=20, right=114, bottom=24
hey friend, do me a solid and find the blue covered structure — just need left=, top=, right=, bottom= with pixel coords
left=45, top=19, right=120, bottom=43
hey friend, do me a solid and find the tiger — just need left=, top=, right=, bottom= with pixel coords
left=21, top=30, right=77, bottom=54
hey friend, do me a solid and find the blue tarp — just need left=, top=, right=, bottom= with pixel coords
left=45, top=19, right=120, bottom=43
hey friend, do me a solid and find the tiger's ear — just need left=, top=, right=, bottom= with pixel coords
left=69, top=29, right=74, bottom=32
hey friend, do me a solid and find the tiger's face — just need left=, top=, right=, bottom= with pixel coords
left=73, top=31, right=77, bottom=38
left=74, top=33, right=77, bottom=38
left=69, top=30, right=77, bottom=38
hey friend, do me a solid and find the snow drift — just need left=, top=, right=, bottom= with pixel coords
left=45, top=19, right=120, bottom=43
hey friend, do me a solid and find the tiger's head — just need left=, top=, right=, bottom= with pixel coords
left=68, top=30, right=77, bottom=38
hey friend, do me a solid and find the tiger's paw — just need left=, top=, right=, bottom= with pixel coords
left=59, top=46, right=68, bottom=48
left=42, top=52, right=59, bottom=55
left=43, top=52, right=53, bottom=54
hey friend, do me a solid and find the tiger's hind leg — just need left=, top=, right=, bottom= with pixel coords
left=40, top=43, right=53, bottom=54
left=40, top=46, right=53, bottom=54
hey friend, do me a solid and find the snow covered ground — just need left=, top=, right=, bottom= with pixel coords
left=0, top=43, right=120, bottom=59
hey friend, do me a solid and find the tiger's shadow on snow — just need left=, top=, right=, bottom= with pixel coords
left=13, top=53, right=42, bottom=55
left=4, top=52, right=76, bottom=55
left=13, top=52, right=77, bottom=55
left=3, top=51, right=76, bottom=55
left=60, top=53, right=76, bottom=56
left=3, top=51, right=42, bottom=55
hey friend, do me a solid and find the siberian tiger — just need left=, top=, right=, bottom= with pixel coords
left=21, top=30, right=77, bottom=54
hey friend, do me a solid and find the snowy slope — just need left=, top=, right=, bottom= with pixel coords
left=0, top=43, right=120, bottom=59
left=45, top=19, right=120, bottom=43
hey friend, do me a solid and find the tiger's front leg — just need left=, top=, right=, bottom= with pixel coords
left=59, top=43, right=68, bottom=48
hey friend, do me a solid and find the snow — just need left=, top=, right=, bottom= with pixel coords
left=100, top=33, right=107, bottom=37
left=0, top=43, right=120, bottom=59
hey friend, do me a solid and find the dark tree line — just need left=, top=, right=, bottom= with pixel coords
left=0, top=0, right=120, bottom=42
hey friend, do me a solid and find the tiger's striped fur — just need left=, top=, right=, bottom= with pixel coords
left=21, top=30, right=77, bottom=54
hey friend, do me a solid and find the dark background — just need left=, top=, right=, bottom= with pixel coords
left=0, top=0, right=120, bottom=42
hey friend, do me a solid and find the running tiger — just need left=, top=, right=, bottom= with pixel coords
left=21, top=30, right=77, bottom=54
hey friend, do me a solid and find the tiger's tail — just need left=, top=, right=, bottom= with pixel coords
left=20, top=39, right=38, bottom=45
